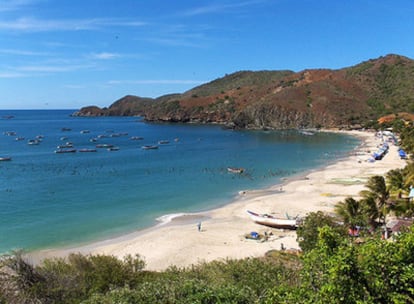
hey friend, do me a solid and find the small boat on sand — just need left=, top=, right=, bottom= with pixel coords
left=247, top=210, right=299, bottom=229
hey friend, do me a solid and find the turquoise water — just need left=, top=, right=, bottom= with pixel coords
left=0, top=110, right=360, bottom=253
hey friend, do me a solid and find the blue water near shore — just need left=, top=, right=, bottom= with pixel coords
left=0, top=110, right=360, bottom=253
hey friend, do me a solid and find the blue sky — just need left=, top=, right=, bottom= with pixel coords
left=1, top=0, right=413, bottom=109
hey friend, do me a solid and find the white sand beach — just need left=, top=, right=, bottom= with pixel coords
left=31, top=130, right=407, bottom=271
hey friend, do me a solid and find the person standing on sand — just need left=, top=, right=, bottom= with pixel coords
left=197, top=222, right=202, bottom=232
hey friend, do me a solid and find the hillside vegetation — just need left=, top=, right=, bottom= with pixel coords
left=74, top=54, right=414, bottom=129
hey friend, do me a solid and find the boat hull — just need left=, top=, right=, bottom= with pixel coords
left=247, top=210, right=298, bottom=229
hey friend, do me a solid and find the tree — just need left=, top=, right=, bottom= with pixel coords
left=296, top=211, right=345, bottom=253
left=299, top=226, right=369, bottom=304
left=360, top=175, right=390, bottom=225
left=334, top=197, right=366, bottom=230
left=386, top=168, right=406, bottom=193
left=357, top=226, right=414, bottom=303
left=299, top=226, right=414, bottom=303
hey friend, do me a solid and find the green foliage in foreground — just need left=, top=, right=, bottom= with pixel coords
left=1, top=226, right=414, bottom=303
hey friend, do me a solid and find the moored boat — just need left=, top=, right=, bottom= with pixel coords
left=141, top=145, right=159, bottom=150
left=0, top=157, right=12, bottom=161
left=54, top=149, right=77, bottom=153
left=247, top=210, right=299, bottom=229
left=130, top=136, right=143, bottom=140
left=96, top=144, right=114, bottom=148
left=79, top=148, right=97, bottom=152
left=227, top=167, right=244, bottom=174
left=27, top=139, right=40, bottom=145
left=57, top=144, right=74, bottom=149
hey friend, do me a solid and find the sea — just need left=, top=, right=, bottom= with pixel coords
left=0, top=110, right=360, bottom=254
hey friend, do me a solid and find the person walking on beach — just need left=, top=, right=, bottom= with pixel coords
left=197, top=222, right=202, bottom=232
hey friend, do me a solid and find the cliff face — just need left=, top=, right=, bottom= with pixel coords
left=75, top=54, right=414, bottom=129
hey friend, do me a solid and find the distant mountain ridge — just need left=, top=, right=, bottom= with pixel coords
left=74, top=54, right=414, bottom=129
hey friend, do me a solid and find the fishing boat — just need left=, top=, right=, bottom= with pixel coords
left=96, top=144, right=114, bottom=148
left=141, top=145, right=159, bottom=150
left=79, top=148, right=97, bottom=152
left=158, top=140, right=170, bottom=144
left=299, top=130, right=315, bottom=136
left=54, top=149, right=77, bottom=153
left=107, top=146, right=120, bottom=151
left=57, top=144, right=74, bottom=149
left=246, top=210, right=299, bottom=229
left=227, top=167, right=244, bottom=174
left=27, top=139, right=40, bottom=145
left=130, top=136, right=144, bottom=140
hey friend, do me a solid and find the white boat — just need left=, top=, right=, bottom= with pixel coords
left=227, top=167, right=244, bottom=174
left=27, top=139, right=40, bottom=145
left=299, top=130, right=315, bottom=136
left=55, top=149, right=76, bottom=153
left=0, top=157, right=12, bottom=161
left=247, top=210, right=299, bottom=229
left=130, top=136, right=143, bottom=140
left=141, top=145, right=158, bottom=150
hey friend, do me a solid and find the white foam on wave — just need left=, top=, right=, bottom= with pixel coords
left=156, top=213, right=187, bottom=225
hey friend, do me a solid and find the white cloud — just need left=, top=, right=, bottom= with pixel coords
left=182, top=0, right=266, bottom=16
left=91, top=52, right=120, bottom=60
left=0, top=17, right=147, bottom=32
left=16, top=63, right=93, bottom=73
left=0, top=0, right=38, bottom=12
left=0, top=48, right=49, bottom=56
left=0, top=71, right=25, bottom=78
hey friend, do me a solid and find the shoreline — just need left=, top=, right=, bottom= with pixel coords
left=28, top=130, right=407, bottom=271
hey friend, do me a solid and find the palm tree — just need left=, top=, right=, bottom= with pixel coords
left=403, top=162, right=414, bottom=188
left=386, top=168, right=405, bottom=193
left=360, top=196, right=381, bottom=230
left=334, top=197, right=366, bottom=231
left=386, top=167, right=414, bottom=217
left=359, top=175, right=390, bottom=225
